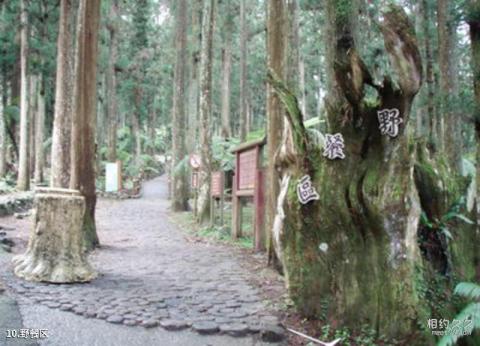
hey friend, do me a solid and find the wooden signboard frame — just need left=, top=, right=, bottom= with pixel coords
left=231, top=137, right=266, bottom=252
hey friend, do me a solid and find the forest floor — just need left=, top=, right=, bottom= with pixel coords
left=0, top=175, right=297, bottom=346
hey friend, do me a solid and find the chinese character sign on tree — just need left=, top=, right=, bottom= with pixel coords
left=377, top=108, right=402, bottom=137
left=323, top=133, right=346, bottom=160
left=297, top=175, right=319, bottom=205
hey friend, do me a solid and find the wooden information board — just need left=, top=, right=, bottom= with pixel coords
left=231, top=138, right=266, bottom=252
left=238, top=149, right=257, bottom=190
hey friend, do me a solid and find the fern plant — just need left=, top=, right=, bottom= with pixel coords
left=438, top=282, right=480, bottom=346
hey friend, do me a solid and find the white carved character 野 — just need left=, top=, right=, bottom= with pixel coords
left=377, top=108, right=402, bottom=137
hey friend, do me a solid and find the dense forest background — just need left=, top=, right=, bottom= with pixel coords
left=1, top=0, right=480, bottom=345
left=0, top=0, right=477, bottom=183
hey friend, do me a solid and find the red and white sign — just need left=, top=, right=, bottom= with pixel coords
left=189, top=154, right=202, bottom=169
left=211, top=171, right=224, bottom=197
left=191, top=171, right=199, bottom=189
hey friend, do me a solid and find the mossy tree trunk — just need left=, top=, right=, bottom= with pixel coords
left=268, top=3, right=431, bottom=342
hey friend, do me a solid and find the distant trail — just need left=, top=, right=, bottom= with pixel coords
left=0, top=175, right=285, bottom=346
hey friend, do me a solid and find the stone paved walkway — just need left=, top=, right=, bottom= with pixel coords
left=0, top=176, right=285, bottom=345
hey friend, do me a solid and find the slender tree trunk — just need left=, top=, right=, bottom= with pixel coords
left=51, top=0, right=76, bottom=188
left=171, top=0, right=189, bottom=211
left=266, top=0, right=286, bottom=267
left=299, top=57, right=307, bottom=119
left=106, top=0, right=118, bottom=162
left=469, top=1, right=480, bottom=225
left=186, top=0, right=202, bottom=152
left=421, top=0, right=436, bottom=147
left=286, top=0, right=299, bottom=92
left=28, top=75, right=37, bottom=179
left=34, top=77, right=45, bottom=184
left=0, top=72, right=8, bottom=177
left=148, top=95, right=157, bottom=156
left=70, top=0, right=101, bottom=251
left=17, top=0, right=29, bottom=191
left=220, top=3, right=233, bottom=139
left=239, top=0, right=247, bottom=141
left=197, top=0, right=215, bottom=224
left=132, top=88, right=142, bottom=168
left=438, top=0, right=461, bottom=170
left=9, top=31, right=21, bottom=161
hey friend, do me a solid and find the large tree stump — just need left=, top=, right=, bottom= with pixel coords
left=12, top=188, right=97, bottom=283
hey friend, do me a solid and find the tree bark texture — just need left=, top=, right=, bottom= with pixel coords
left=197, top=0, right=215, bottom=224
left=437, top=0, right=462, bottom=171
left=17, top=0, right=30, bottom=191
left=220, top=2, right=233, bottom=139
left=34, top=78, right=45, bottom=184
left=266, top=0, right=286, bottom=269
left=28, top=75, right=37, bottom=180
left=421, top=0, right=436, bottom=148
left=171, top=0, right=189, bottom=212
left=0, top=73, right=7, bottom=177
left=186, top=0, right=202, bottom=152
left=469, top=1, right=480, bottom=233
left=106, top=0, right=118, bottom=162
left=70, top=0, right=100, bottom=251
left=12, top=188, right=96, bottom=283
left=267, top=3, right=478, bottom=342
left=239, top=0, right=247, bottom=141
left=51, top=0, right=76, bottom=188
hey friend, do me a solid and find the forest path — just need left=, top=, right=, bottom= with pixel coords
left=0, top=175, right=284, bottom=346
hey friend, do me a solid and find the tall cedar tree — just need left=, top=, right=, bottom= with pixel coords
left=197, top=0, right=215, bottom=224
left=171, top=0, right=189, bottom=211
left=17, top=0, right=29, bottom=191
left=69, top=0, right=101, bottom=251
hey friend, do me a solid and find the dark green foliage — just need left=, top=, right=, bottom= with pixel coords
left=438, top=282, right=480, bottom=346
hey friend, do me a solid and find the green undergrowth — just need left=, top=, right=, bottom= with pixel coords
left=315, top=323, right=399, bottom=346
left=0, top=174, right=16, bottom=194
left=171, top=211, right=254, bottom=249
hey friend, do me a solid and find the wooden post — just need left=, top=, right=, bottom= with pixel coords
left=220, top=171, right=225, bottom=227
left=117, top=160, right=122, bottom=190
left=210, top=195, right=215, bottom=226
left=193, top=188, right=198, bottom=217
left=232, top=173, right=242, bottom=239
left=254, top=169, right=265, bottom=251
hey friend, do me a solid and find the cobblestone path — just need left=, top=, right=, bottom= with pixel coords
left=0, top=176, right=285, bottom=345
